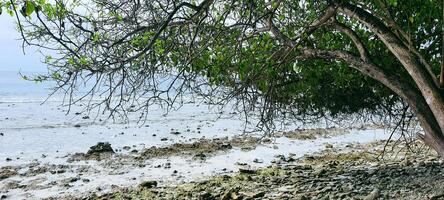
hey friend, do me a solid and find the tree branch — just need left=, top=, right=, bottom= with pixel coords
left=336, top=1, right=444, bottom=133
left=331, top=19, right=371, bottom=62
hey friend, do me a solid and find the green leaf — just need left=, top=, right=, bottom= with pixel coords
left=25, top=0, right=35, bottom=16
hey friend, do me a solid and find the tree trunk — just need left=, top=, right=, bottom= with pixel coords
left=411, top=98, right=444, bottom=157
left=336, top=2, right=444, bottom=157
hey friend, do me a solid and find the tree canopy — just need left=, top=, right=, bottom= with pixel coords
left=3, top=0, right=444, bottom=154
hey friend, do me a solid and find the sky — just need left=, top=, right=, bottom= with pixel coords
left=0, top=15, right=46, bottom=72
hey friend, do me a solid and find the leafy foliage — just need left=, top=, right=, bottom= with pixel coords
left=1, top=0, right=442, bottom=125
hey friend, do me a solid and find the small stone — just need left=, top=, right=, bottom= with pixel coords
left=262, top=138, right=272, bottom=143
left=253, top=158, right=263, bottom=163
left=123, top=146, right=131, bottom=150
left=68, top=177, right=79, bottom=183
left=221, top=143, right=232, bottom=149
left=161, top=138, right=168, bottom=141
left=170, top=131, right=181, bottom=135
left=82, top=116, right=90, bottom=119
left=74, top=124, right=81, bottom=128
left=239, top=168, right=256, bottom=174
left=5, top=158, right=12, bottom=162
left=0, top=133, right=3, bottom=136
left=139, top=180, right=158, bottom=188
left=325, top=143, right=333, bottom=148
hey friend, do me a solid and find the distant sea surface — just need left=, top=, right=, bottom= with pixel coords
left=0, top=70, right=55, bottom=102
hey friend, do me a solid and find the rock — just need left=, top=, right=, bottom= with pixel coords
left=87, top=142, right=114, bottom=155
left=122, top=146, right=131, bottom=150
left=0, top=169, right=17, bottom=180
left=74, top=124, right=81, bottom=128
left=236, top=162, right=248, bottom=166
left=364, top=188, right=380, bottom=200
left=262, top=138, right=272, bottom=143
left=253, top=158, right=264, bottom=163
left=68, top=177, right=80, bottom=183
left=170, top=131, right=181, bottom=135
left=194, top=153, right=207, bottom=160
left=139, top=180, right=158, bottom=188
left=0, top=133, right=3, bottom=136
left=1, top=195, right=7, bottom=199
left=5, top=158, right=12, bottom=162
left=82, top=116, right=90, bottom=119
left=239, top=168, right=256, bottom=174
left=161, top=138, right=168, bottom=141
left=221, top=143, right=232, bottom=149
left=325, top=143, right=333, bottom=148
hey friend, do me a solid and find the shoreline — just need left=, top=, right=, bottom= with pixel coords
left=1, top=126, right=389, bottom=199
left=59, top=139, right=443, bottom=200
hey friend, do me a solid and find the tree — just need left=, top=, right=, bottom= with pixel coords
left=2, top=0, right=444, bottom=156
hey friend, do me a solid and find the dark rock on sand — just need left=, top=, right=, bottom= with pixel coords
left=139, top=180, right=158, bottom=189
left=87, top=142, right=114, bottom=155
